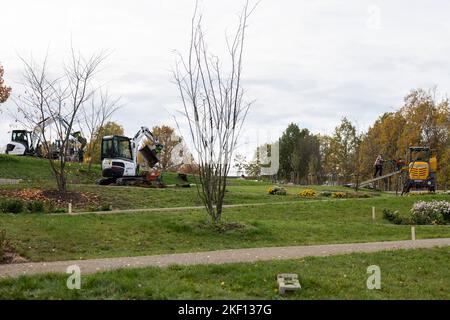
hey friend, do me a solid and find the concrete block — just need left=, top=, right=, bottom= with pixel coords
left=277, top=273, right=301, bottom=295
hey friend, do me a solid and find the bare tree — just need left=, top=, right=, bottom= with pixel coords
left=14, top=49, right=106, bottom=192
left=174, top=1, right=256, bottom=224
left=81, top=90, right=120, bottom=172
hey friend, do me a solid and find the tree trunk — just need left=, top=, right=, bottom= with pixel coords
left=88, top=159, right=93, bottom=173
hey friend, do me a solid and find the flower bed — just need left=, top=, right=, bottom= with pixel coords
left=267, top=186, right=287, bottom=196
left=298, top=189, right=317, bottom=198
left=410, top=200, right=450, bottom=225
left=331, top=192, right=347, bottom=198
left=383, top=200, right=450, bottom=225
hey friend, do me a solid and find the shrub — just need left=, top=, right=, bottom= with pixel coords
left=410, top=200, right=450, bottom=225
left=100, top=204, right=112, bottom=211
left=298, top=189, right=317, bottom=198
left=331, top=192, right=347, bottom=199
left=320, top=191, right=332, bottom=197
left=347, top=192, right=371, bottom=198
left=44, top=201, right=57, bottom=213
left=383, top=209, right=407, bottom=225
left=1, top=199, right=24, bottom=214
left=27, top=200, right=45, bottom=213
left=267, top=186, right=287, bottom=196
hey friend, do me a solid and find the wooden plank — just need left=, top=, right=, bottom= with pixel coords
left=359, top=171, right=401, bottom=187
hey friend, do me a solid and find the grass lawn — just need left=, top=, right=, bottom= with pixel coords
left=0, top=154, right=102, bottom=184
left=0, top=154, right=188, bottom=187
left=0, top=247, right=448, bottom=299
left=0, top=195, right=449, bottom=262
left=1, top=153, right=371, bottom=211
left=68, top=183, right=365, bottom=210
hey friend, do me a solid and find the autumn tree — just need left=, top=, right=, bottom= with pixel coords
left=81, top=91, right=120, bottom=171
left=326, top=118, right=360, bottom=184
left=358, top=88, right=449, bottom=188
left=0, top=64, right=11, bottom=104
left=151, top=125, right=182, bottom=171
left=398, top=89, right=449, bottom=187
left=358, top=112, right=406, bottom=180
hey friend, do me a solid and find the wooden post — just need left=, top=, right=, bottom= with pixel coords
left=372, top=207, right=376, bottom=221
left=411, top=226, right=416, bottom=241
left=68, top=202, right=72, bottom=215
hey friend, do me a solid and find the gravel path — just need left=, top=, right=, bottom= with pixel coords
left=1, top=238, right=449, bottom=278
left=0, top=178, right=22, bottom=185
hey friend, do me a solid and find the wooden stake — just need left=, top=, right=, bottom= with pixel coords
left=372, top=207, right=376, bottom=221
left=411, top=226, right=416, bottom=241
left=68, top=202, right=72, bottom=215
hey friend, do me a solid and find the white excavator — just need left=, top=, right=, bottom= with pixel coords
left=5, top=129, right=40, bottom=156
left=5, top=116, right=87, bottom=162
left=98, top=126, right=164, bottom=186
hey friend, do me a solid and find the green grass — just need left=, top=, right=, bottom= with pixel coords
left=0, top=247, right=448, bottom=299
left=0, top=154, right=375, bottom=211
left=0, top=154, right=101, bottom=184
left=0, top=154, right=188, bottom=186
left=0, top=179, right=375, bottom=211
left=1, top=195, right=449, bottom=262
left=75, top=184, right=356, bottom=210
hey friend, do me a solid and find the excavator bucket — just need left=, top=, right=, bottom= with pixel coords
left=139, top=145, right=159, bottom=168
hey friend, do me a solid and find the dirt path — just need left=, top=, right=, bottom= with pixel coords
left=1, top=238, right=449, bottom=278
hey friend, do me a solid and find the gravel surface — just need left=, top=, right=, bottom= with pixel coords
left=1, top=238, right=449, bottom=278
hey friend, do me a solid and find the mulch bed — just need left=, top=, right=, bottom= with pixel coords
left=0, top=188, right=101, bottom=208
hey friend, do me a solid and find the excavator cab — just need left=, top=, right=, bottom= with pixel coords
left=100, top=135, right=135, bottom=179
left=6, top=130, right=35, bottom=155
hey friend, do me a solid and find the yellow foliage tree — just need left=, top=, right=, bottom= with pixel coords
left=358, top=88, right=449, bottom=187
left=0, top=64, right=11, bottom=104
left=85, top=121, right=124, bottom=164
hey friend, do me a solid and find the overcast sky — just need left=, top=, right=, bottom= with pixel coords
left=1, top=0, right=450, bottom=160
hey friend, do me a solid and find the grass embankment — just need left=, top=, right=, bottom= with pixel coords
left=0, top=154, right=369, bottom=210
left=0, top=195, right=449, bottom=262
left=0, top=247, right=448, bottom=299
left=0, top=154, right=101, bottom=184
left=0, top=154, right=186, bottom=186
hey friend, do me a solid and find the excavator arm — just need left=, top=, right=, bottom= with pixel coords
left=131, top=127, right=163, bottom=168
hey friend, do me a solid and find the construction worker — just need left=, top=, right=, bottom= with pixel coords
left=395, top=158, right=405, bottom=171
left=373, top=154, right=384, bottom=177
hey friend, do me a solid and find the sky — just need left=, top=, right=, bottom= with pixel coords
left=1, top=0, right=450, bottom=162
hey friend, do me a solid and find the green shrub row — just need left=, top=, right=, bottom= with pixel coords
left=0, top=199, right=60, bottom=214
left=0, top=199, right=47, bottom=214
left=382, top=209, right=410, bottom=225
left=0, top=198, right=112, bottom=214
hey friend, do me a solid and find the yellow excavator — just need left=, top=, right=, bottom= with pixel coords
left=402, top=146, right=437, bottom=194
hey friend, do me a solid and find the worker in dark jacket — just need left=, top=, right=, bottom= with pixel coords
left=373, top=154, right=383, bottom=177
left=395, top=158, right=406, bottom=171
